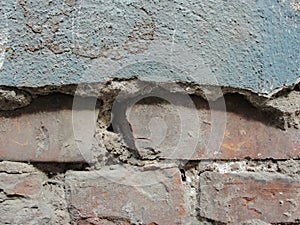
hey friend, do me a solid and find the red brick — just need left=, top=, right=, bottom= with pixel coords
left=66, top=166, right=185, bottom=225
left=0, top=161, right=72, bottom=224
left=0, top=162, right=45, bottom=199
left=199, top=172, right=300, bottom=224
left=0, top=161, right=62, bottom=224
left=126, top=95, right=300, bottom=160
left=0, top=95, right=99, bottom=162
left=0, top=172, right=44, bottom=199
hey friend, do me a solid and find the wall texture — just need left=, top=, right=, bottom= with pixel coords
left=0, top=0, right=299, bottom=94
left=0, top=0, right=300, bottom=225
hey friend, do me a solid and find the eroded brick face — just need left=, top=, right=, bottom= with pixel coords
left=199, top=172, right=300, bottom=224
left=0, top=161, right=70, bottom=224
left=0, top=172, right=44, bottom=200
left=0, top=95, right=102, bottom=162
left=65, top=167, right=185, bottom=225
left=128, top=94, right=300, bottom=160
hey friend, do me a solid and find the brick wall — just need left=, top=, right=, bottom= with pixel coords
left=0, top=1, right=299, bottom=224
left=0, top=81, right=299, bottom=225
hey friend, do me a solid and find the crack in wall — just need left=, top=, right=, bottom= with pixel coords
left=1, top=79, right=299, bottom=129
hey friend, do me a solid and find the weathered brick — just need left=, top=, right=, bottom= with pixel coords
left=126, top=94, right=300, bottom=160
left=0, top=169, right=44, bottom=199
left=0, top=95, right=101, bottom=162
left=1, top=92, right=299, bottom=162
left=0, top=161, right=71, bottom=224
left=199, top=171, right=300, bottom=224
left=66, top=166, right=185, bottom=225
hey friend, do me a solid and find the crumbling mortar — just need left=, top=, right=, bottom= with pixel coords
left=181, top=159, right=300, bottom=178
left=196, top=217, right=226, bottom=225
left=0, top=86, right=32, bottom=110
left=0, top=78, right=297, bottom=107
left=30, top=162, right=90, bottom=179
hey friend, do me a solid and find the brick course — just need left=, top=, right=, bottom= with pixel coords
left=127, top=95, right=300, bottom=160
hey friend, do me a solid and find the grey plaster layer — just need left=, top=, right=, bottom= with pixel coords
left=0, top=0, right=299, bottom=94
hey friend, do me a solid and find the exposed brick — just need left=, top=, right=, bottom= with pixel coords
left=0, top=171, right=44, bottom=199
left=0, top=95, right=101, bottom=162
left=0, top=160, right=37, bottom=173
left=0, top=162, right=46, bottom=201
left=1, top=92, right=299, bottom=162
left=127, top=94, right=300, bottom=160
left=0, top=161, right=70, bottom=224
left=65, top=166, right=185, bottom=225
left=199, top=171, right=300, bottom=224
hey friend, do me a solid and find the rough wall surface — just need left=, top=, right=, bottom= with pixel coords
left=0, top=1, right=300, bottom=225
left=0, top=0, right=299, bottom=94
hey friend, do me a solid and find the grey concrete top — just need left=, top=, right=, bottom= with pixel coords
left=0, top=0, right=299, bottom=94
